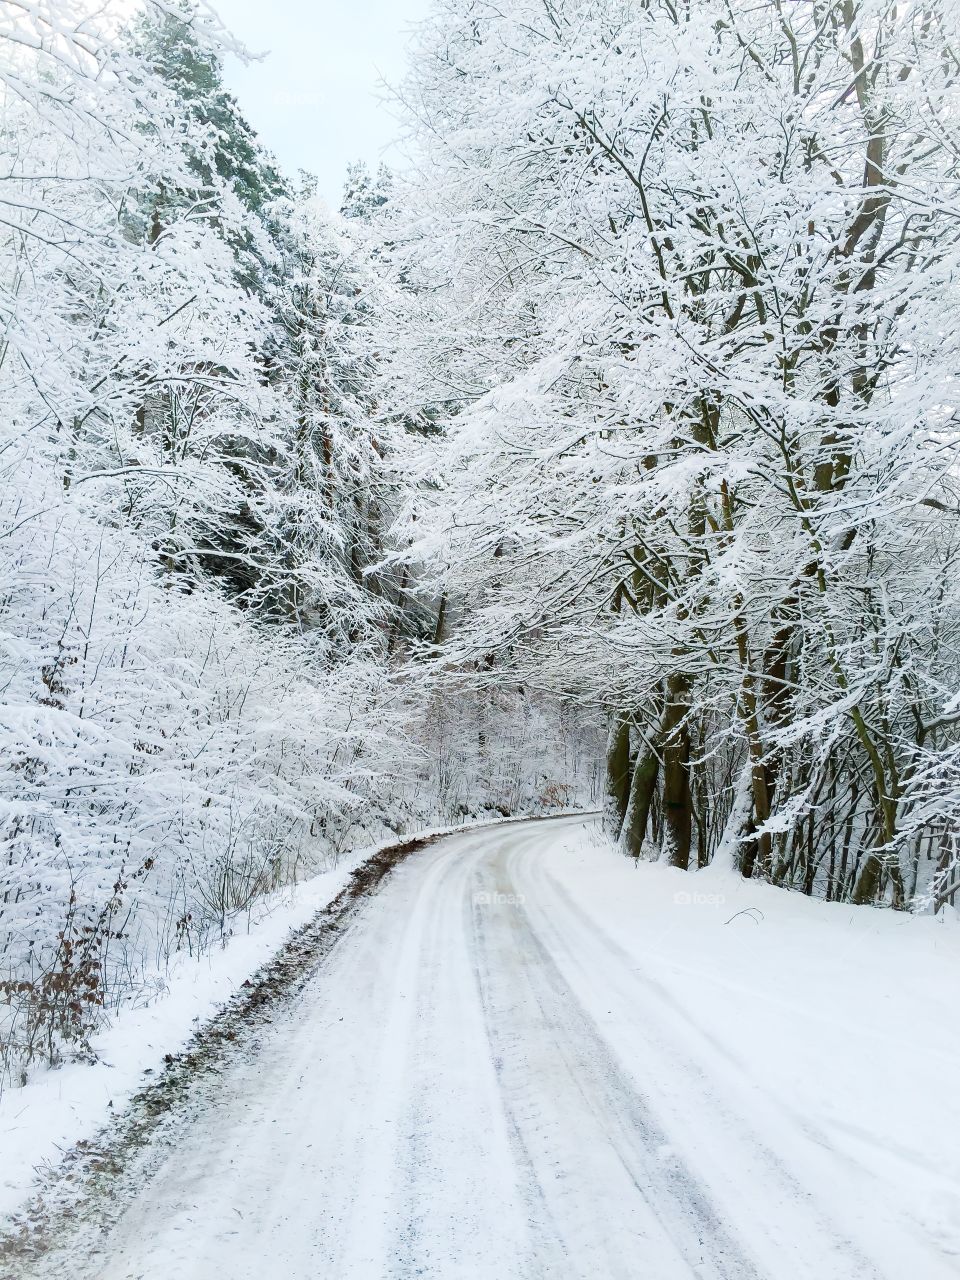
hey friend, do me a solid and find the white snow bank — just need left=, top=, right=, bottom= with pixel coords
left=0, top=859, right=360, bottom=1223
left=544, top=826, right=960, bottom=1261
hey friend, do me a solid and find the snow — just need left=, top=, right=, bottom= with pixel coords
left=7, top=0, right=960, bottom=1268
left=0, top=813, right=583, bottom=1233
left=0, top=858, right=358, bottom=1225
left=16, top=815, right=959, bottom=1279
left=543, top=823, right=960, bottom=1270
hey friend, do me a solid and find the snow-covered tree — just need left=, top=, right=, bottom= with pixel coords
left=375, top=0, right=960, bottom=907
left=0, top=0, right=412, bottom=1083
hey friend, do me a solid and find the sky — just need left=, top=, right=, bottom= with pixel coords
left=211, top=1, right=432, bottom=207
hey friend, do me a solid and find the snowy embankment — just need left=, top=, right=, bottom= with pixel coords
left=0, top=859, right=360, bottom=1223
left=544, top=829, right=960, bottom=1263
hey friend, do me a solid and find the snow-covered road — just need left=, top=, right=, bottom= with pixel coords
left=41, top=816, right=959, bottom=1280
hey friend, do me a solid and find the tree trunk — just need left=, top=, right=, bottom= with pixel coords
left=604, top=714, right=632, bottom=840
left=661, top=675, right=692, bottom=869
left=852, top=844, right=906, bottom=908
left=620, top=745, right=660, bottom=859
left=851, top=849, right=884, bottom=906
left=433, top=592, right=448, bottom=647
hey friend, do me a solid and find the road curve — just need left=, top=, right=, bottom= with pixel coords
left=31, top=817, right=953, bottom=1280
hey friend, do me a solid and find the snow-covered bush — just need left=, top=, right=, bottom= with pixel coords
left=0, top=0, right=413, bottom=1084
left=0, top=443, right=403, bottom=1081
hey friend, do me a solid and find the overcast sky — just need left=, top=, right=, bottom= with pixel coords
left=212, top=1, right=431, bottom=207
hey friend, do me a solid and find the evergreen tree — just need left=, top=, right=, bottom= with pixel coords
left=341, top=161, right=393, bottom=222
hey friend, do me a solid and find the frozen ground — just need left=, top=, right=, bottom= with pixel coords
left=4, top=814, right=960, bottom=1278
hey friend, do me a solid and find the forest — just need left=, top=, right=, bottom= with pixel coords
left=2, top=0, right=960, bottom=1087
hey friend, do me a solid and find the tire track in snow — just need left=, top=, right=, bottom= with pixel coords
left=471, top=828, right=760, bottom=1280
left=504, top=832, right=911, bottom=1280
